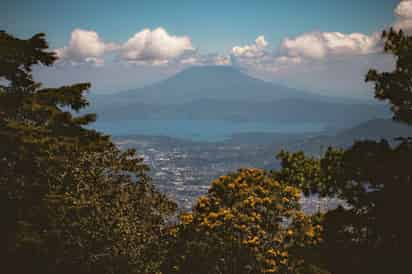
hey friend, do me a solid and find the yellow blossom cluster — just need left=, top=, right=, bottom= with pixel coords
left=172, top=168, right=323, bottom=273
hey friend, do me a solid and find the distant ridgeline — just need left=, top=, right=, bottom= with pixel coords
left=287, top=118, right=412, bottom=154
left=88, top=66, right=389, bottom=129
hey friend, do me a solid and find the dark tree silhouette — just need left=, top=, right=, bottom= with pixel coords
left=276, top=29, right=412, bottom=274
left=0, top=31, right=176, bottom=274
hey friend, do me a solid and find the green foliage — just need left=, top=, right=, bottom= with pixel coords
left=162, top=168, right=324, bottom=274
left=366, top=28, right=412, bottom=125
left=4, top=25, right=412, bottom=274
left=277, top=140, right=412, bottom=274
left=45, top=148, right=176, bottom=273
left=0, top=31, right=176, bottom=274
left=0, top=31, right=56, bottom=89
left=276, top=148, right=345, bottom=197
left=275, top=28, right=412, bottom=274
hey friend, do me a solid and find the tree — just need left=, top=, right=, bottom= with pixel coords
left=275, top=28, right=412, bottom=274
left=0, top=31, right=176, bottom=274
left=162, top=168, right=325, bottom=274
left=45, top=148, right=176, bottom=274
left=366, top=28, right=412, bottom=125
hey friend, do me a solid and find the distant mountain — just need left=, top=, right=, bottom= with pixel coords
left=115, top=66, right=314, bottom=104
left=91, top=97, right=388, bottom=129
left=88, top=65, right=390, bottom=129
left=291, top=119, right=412, bottom=154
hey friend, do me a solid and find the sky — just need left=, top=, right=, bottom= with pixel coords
left=1, top=0, right=408, bottom=98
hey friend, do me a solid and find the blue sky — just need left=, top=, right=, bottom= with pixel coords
left=1, top=0, right=406, bottom=97
left=3, top=0, right=399, bottom=51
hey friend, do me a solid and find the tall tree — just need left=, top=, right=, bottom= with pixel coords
left=0, top=31, right=176, bottom=274
left=367, top=29, right=412, bottom=125
left=276, top=28, right=412, bottom=274
left=162, top=168, right=326, bottom=274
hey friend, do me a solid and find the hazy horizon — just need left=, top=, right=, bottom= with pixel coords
left=4, top=0, right=407, bottom=99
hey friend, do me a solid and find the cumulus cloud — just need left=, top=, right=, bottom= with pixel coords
left=55, top=29, right=118, bottom=65
left=230, top=35, right=278, bottom=70
left=56, top=27, right=195, bottom=66
left=180, top=52, right=231, bottom=66
left=280, top=32, right=380, bottom=60
left=119, top=27, right=194, bottom=64
left=230, top=31, right=381, bottom=75
left=232, top=0, right=407, bottom=75
left=395, top=0, right=412, bottom=17
left=231, top=35, right=268, bottom=58
left=394, top=0, right=412, bottom=32
left=229, top=23, right=391, bottom=98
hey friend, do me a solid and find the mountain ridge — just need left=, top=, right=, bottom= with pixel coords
left=88, top=65, right=390, bottom=129
left=114, top=65, right=312, bottom=104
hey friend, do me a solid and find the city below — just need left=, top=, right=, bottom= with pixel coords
left=114, top=134, right=342, bottom=212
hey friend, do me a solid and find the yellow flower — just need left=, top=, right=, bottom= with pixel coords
left=168, top=227, right=177, bottom=237
left=211, top=179, right=220, bottom=186
left=267, top=248, right=277, bottom=256
left=197, top=196, right=210, bottom=209
left=240, top=182, right=249, bottom=189
left=280, top=251, right=288, bottom=257
left=305, top=226, right=315, bottom=238
left=180, top=213, right=193, bottom=225
left=224, top=212, right=234, bottom=221
left=243, top=236, right=259, bottom=245
left=282, top=197, right=289, bottom=203
left=208, top=212, right=219, bottom=219
left=284, top=186, right=295, bottom=193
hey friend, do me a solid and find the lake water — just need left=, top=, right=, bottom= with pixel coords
left=91, top=119, right=325, bottom=142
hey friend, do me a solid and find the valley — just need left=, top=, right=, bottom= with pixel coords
left=110, top=118, right=412, bottom=211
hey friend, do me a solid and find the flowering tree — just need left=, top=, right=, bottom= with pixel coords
left=162, top=168, right=324, bottom=274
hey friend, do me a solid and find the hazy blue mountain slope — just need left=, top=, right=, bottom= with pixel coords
left=104, top=66, right=317, bottom=104
left=88, top=66, right=389, bottom=129
left=92, top=98, right=388, bottom=128
left=291, top=119, right=412, bottom=154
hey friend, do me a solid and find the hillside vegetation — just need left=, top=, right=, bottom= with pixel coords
left=1, top=28, right=411, bottom=274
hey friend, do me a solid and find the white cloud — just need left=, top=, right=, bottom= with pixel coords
left=237, top=0, right=406, bottom=96
left=56, top=27, right=194, bottom=66
left=214, top=55, right=231, bottom=65
left=230, top=31, right=380, bottom=75
left=52, top=1, right=407, bottom=97
left=395, top=0, right=412, bottom=18
left=179, top=51, right=231, bottom=66
left=228, top=27, right=389, bottom=98
left=230, top=35, right=276, bottom=70
left=55, top=29, right=118, bottom=65
left=119, top=27, right=194, bottom=64
left=280, top=32, right=380, bottom=60
left=232, top=35, right=268, bottom=58
left=394, top=0, right=412, bottom=32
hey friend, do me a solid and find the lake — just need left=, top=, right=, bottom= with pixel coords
left=91, top=119, right=325, bottom=142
